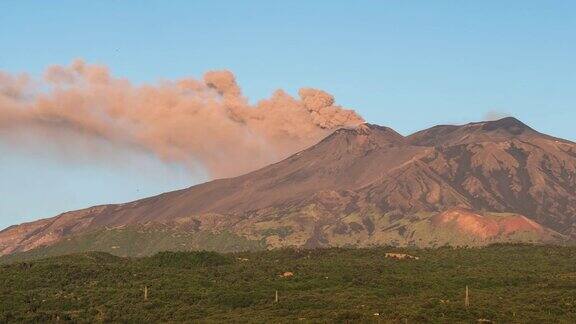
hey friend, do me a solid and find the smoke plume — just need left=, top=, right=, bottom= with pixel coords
left=484, top=110, right=510, bottom=121
left=0, top=60, right=364, bottom=178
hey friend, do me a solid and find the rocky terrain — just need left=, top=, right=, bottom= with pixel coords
left=1, top=117, right=575, bottom=258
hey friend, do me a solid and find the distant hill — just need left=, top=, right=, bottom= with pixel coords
left=1, top=117, right=575, bottom=259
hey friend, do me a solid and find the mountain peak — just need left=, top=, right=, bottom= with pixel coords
left=334, top=123, right=405, bottom=145
left=328, top=123, right=406, bottom=145
left=481, top=117, right=532, bottom=135
left=408, top=117, right=540, bottom=146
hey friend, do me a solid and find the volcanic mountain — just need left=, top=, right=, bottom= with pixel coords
left=1, top=117, right=575, bottom=259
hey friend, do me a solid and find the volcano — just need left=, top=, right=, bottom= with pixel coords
left=1, top=117, right=575, bottom=259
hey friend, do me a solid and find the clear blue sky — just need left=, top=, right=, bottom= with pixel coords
left=1, top=1, right=574, bottom=229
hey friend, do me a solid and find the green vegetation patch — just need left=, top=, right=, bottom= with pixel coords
left=145, top=251, right=232, bottom=268
left=1, top=244, right=576, bottom=322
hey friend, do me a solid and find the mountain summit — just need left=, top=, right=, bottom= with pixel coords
left=1, top=118, right=575, bottom=258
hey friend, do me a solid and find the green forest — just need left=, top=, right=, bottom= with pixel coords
left=2, top=244, right=576, bottom=322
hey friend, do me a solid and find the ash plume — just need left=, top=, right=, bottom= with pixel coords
left=484, top=110, right=510, bottom=121
left=0, top=60, right=364, bottom=178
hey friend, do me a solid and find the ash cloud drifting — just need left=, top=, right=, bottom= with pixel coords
left=0, top=60, right=364, bottom=178
left=483, top=110, right=510, bottom=121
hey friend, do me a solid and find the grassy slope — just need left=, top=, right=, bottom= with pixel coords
left=0, top=228, right=266, bottom=264
left=2, top=245, right=576, bottom=322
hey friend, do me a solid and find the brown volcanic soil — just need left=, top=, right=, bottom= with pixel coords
left=1, top=118, right=575, bottom=255
left=407, top=117, right=576, bottom=234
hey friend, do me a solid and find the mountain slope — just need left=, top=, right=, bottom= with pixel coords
left=407, top=117, right=576, bottom=236
left=1, top=118, right=575, bottom=257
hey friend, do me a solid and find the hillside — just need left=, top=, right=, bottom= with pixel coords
left=2, top=245, right=576, bottom=322
left=1, top=117, right=575, bottom=258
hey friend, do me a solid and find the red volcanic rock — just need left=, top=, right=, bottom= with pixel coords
left=432, top=208, right=545, bottom=240
left=432, top=209, right=500, bottom=239
left=499, top=215, right=544, bottom=235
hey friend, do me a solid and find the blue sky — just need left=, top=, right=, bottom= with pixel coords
left=1, top=1, right=574, bottom=229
